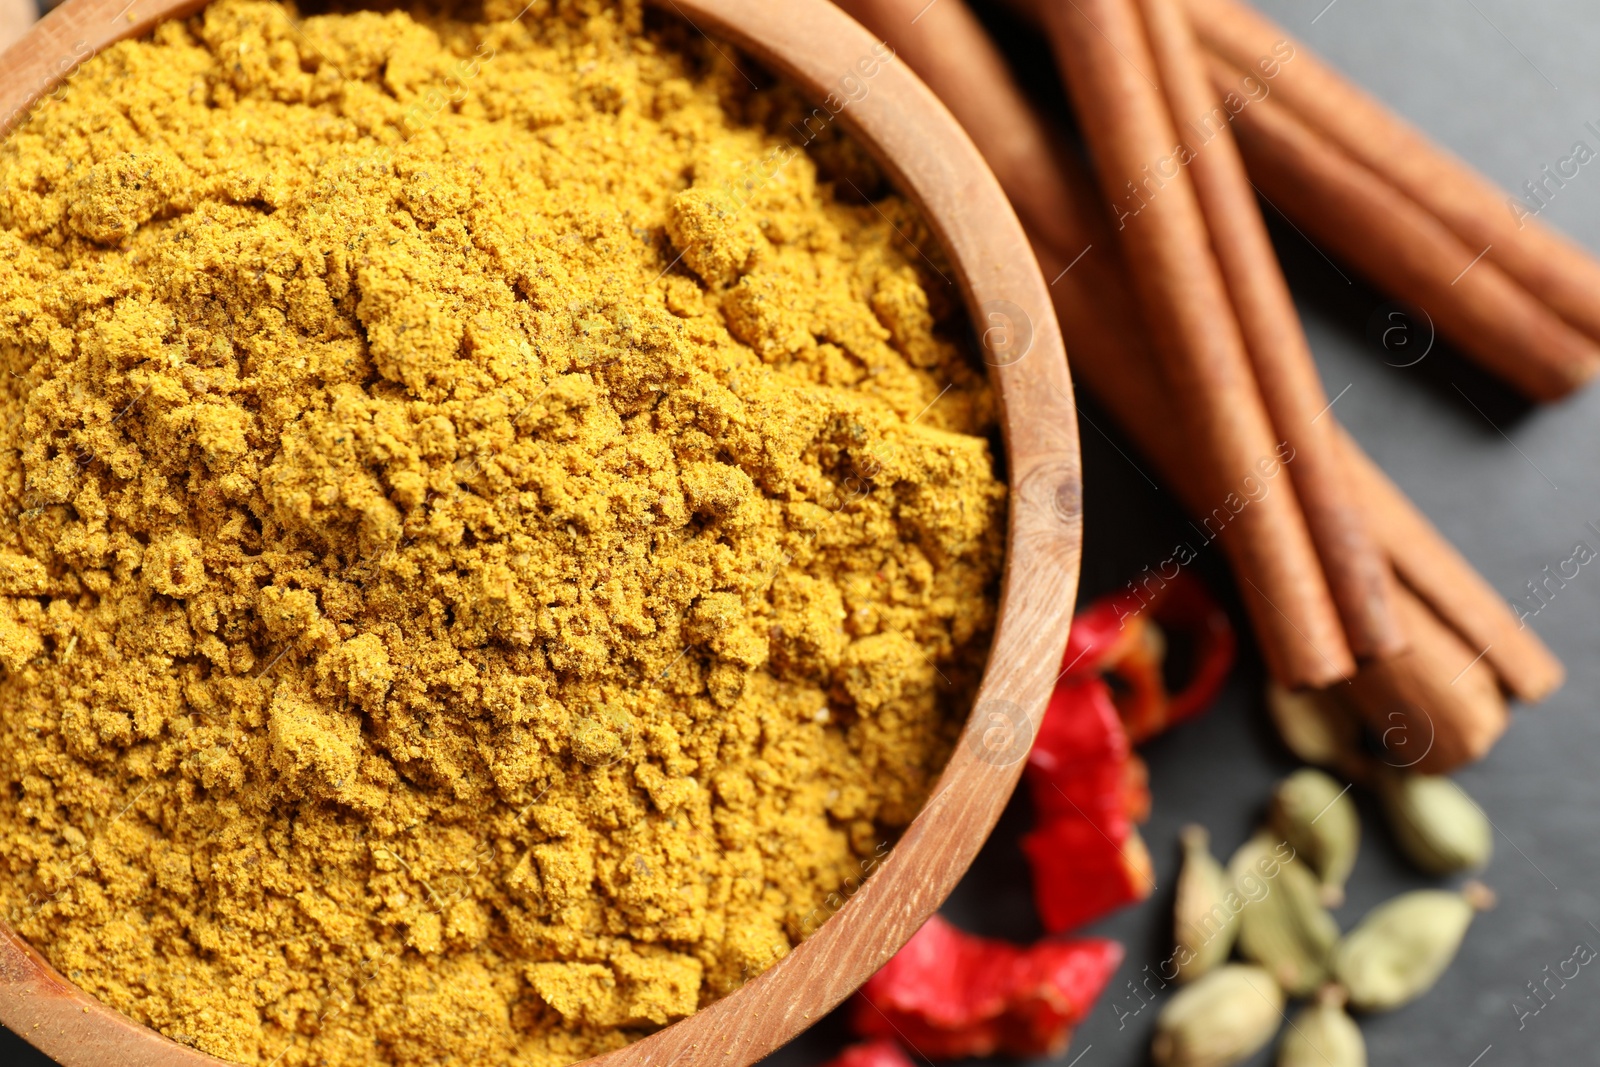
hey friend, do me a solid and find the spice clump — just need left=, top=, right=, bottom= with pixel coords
left=0, top=2, right=1004, bottom=1065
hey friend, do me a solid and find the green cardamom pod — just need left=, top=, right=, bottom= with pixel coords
left=1233, top=838, right=1340, bottom=997
left=1277, top=988, right=1366, bottom=1067
left=1225, top=833, right=1293, bottom=914
left=1335, top=884, right=1495, bottom=1012
left=1174, top=825, right=1238, bottom=983
left=1266, top=683, right=1366, bottom=776
left=1226, top=833, right=1285, bottom=925
left=1375, top=768, right=1493, bottom=874
left=1269, top=768, right=1359, bottom=906
left=1152, top=963, right=1285, bottom=1067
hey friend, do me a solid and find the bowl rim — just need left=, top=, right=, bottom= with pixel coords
left=0, top=0, right=1083, bottom=1064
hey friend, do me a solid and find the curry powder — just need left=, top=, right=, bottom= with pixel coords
left=0, top=1, right=1005, bottom=1063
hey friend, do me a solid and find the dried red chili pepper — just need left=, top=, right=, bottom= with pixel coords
left=851, top=915, right=1122, bottom=1058
left=1060, top=587, right=1146, bottom=680
left=821, top=578, right=1231, bottom=1067
left=1019, top=574, right=1233, bottom=932
left=1025, top=676, right=1143, bottom=823
left=1060, top=573, right=1235, bottom=743
left=819, top=1041, right=917, bottom=1067
left=1022, top=675, right=1154, bottom=932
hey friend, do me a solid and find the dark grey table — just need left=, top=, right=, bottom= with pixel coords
left=5, top=0, right=1597, bottom=1064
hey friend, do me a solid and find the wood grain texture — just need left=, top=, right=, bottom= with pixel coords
left=0, top=0, right=1083, bottom=1064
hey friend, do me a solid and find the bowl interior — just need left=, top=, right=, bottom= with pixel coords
left=0, top=1, right=1083, bottom=1064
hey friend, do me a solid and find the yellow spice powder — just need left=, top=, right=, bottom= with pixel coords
left=0, top=1, right=1005, bottom=1064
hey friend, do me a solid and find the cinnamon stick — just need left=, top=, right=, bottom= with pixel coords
left=1206, top=55, right=1600, bottom=402
left=1335, top=427, right=1565, bottom=703
left=1037, top=0, right=1352, bottom=687
left=834, top=0, right=1564, bottom=767
left=827, top=0, right=1087, bottom=257
left=1342, top=579, right=1509, bottom=774
left=1185, top=0, right=1600, bottom=359
left=1030, top=232, right=1526, bottom=775
left=1029, top=174, right=1564, bottom=720
left=1032, top=227, right=1536, bottom=773
left=1135, top=0, right=1401, bottom=660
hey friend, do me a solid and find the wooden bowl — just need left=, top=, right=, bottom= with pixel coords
left=0, top=1, right=1082, bottom=1064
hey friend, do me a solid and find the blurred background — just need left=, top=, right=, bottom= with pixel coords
left=0, top=0, right=30, bottom=52
left=2, top=0, right=1598, bottom=1065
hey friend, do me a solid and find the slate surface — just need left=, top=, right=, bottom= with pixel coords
left=5, top=0, right=1599, bottom=1064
